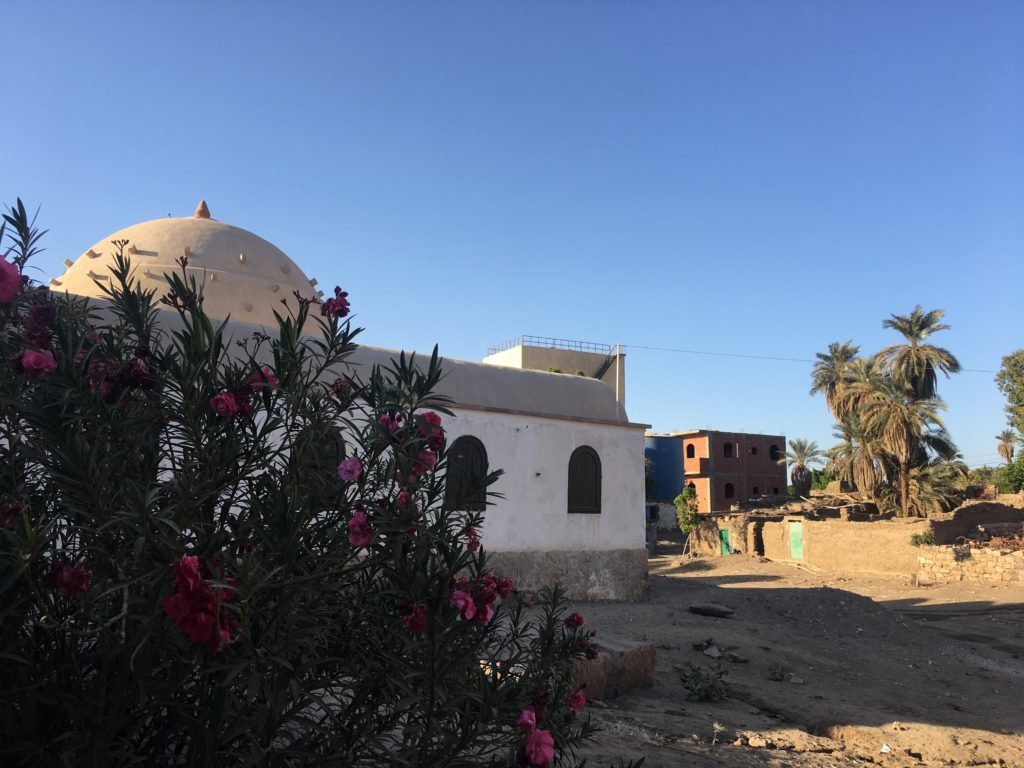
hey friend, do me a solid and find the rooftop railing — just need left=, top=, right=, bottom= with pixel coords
left=487, top=335, right=614, bottom=356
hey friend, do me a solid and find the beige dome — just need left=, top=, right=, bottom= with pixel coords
left=54, top=202, right=320, bottom=326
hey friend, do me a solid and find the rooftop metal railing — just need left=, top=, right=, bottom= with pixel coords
left=487, top=335, right=614, bottom=356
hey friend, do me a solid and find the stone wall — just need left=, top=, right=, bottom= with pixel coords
left=929, top=502, right=1024, bottom=543
left=918, top=546, right=1024, bottom=584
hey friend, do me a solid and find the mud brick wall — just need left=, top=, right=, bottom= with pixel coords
left=918, top=547, right=1024, bottom=584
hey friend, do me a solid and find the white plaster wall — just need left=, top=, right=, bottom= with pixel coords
left=444, top=408, right=646, bottom=552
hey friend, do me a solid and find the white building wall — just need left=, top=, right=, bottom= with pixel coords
left=444, top=408, right=646, bottom=552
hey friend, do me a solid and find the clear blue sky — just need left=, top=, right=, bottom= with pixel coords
left=4, top=2, right=1022, bottom=469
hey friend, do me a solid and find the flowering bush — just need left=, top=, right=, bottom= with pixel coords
left=0, top=201, right=635, bottom=767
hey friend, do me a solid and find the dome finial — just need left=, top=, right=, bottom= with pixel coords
left=194, top=200, right=211, bottom=219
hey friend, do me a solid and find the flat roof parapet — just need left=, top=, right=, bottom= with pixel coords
left=488, top=335, right=614, bottom=356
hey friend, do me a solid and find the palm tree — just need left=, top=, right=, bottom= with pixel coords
left=997, top=429, right=1018, bottom=464
left=834, top=355, right=885, bottom=422
left=878, top=458, right=965, bottom=517
left=778, top=438, right=827, bottom=497
left=810, top=341, right=861, bottom=421
left=877, top=306, right=961, bottom=400
left=858, top=377, right=946, bottom=517
left=830, top=415, right=884, bottom=496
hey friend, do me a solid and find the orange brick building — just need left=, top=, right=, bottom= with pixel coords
left=677, top=430, right=787, bottom=514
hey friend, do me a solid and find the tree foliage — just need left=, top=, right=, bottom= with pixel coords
left=0, top=202, right=630, bottom=768
left=996, top=350, right=1024, bottom=436
left=777, top=438, right=826, bottom=498
left=809, top=307, right=963, bottom=517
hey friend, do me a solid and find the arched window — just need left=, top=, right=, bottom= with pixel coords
left=687, top=482, right=696, bottom=492
left=685, top=443, right=695, bottom=459
left=568, top=446, right=601, bottom=514
left=752, top=486, right=759, bottom=496
left=723, top=442, right=733, bottom=458
left=724, top=483, right=734, bottom=499
left=445, top=436, right=488, bottom=512
left=772, top=487, right=780, bottom=495
left=769, top=445, right=780, bottom=462
left=749, top=446, right=758, bottom=455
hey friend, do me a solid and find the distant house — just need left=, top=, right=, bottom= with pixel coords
left=676, top=430, right=787, bottom=513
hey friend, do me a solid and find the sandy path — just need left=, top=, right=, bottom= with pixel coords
left=569, top=551, right=1024, bottom=767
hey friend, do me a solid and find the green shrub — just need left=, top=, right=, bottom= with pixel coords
left=682, top=663, right=729, bottom=702
left=673, top=487, right=699, bottom=534
left=910, top=530, right=936, bottom=547
left=0, top=201, right=630, bottom=767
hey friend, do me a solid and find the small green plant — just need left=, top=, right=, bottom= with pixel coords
left=547, top=366, right=562, bottom=373
left=674, top=486, right=699, bottom=534
left=682, top=663, right=729, bottom=702
left=910, top=529, right=936, bottom=547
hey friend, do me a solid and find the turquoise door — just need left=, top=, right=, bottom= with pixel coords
left=789, top=521, right=804, bottom=559
left=719, top=529, right=731, bottom=555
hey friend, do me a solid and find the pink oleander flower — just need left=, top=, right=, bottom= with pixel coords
left=474, top=602, right=494, bottom=625
left=24, top=304, right=55, bottom=348
left=210, top=391, right=239, bottom=418
left=20, top=349, right=57, bottom=377
left=378, top=412, right=402, bottom=434
left=564, top=612, right=585, bottom=629
left=401, top=603, right=428, bottom=634
left=247, top=366, right=278, bottom=387
left=51, top=564, right=91, bottom=599
left=450, top=590, right=476, bottom=621
left=567, top=688, right=586, bottom=715
left=397, top=489, right=410, bottom=507
left=0, top=257, right=20, bottom=303
left=413, top=448, right=437, bottom=475
left=337, top=457, right=363, bottom=482
left=348, top=510, right=372, bottom=548
left=320, top=286, right=350, bottom=318
left=523, top=728, right=555, bottom=767
left=516, top=707, right=537, bottom=732
left=162, top=555, right=236, bottom=652
left=496, top=576, right=515, bottom=598
left=465, top=526, right=480, bottom=552
left=422, top=411, right=442, bottom=427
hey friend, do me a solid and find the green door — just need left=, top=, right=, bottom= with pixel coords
left=719, top=529, right=731, bottom=555
left=788, top=521, right=804, bottom=559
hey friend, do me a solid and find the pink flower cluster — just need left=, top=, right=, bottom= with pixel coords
left=418, top=411, right=446, bottom=452
left=400, top=602, right=428, bottom=634
left=464, top=526, right=480, bottom=552
left=378, top=411, right=403, bottom=435
left=320, top=286, right=350, bottom=319
left=19, top=349, right=56, bottom=378
left=24, top=303, right=56, bottom=348
left=0, top=257, right=20, bottom=303
left=50, top=563, right=91, bottom=599
left=337, top=457, right=363, bottom=482
left=161, top=555, right=237, bottom=652
left=516, top=707, right=555, bottom=767
left=348, top=508, right=373, bottom=548
left=87, top=347, right=154, bottom=404
left=209, top=367, right=278, bottom=419
left=449, top=573, right=514, bottom=626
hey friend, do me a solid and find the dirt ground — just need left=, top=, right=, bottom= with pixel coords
left=569, top=540, right=1024, bottom=767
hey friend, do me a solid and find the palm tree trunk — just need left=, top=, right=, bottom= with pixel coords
left=899, top=461, right=910, bottom=518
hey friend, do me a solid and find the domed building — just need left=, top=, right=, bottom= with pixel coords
left=54, top=203, right=648, bottom=600
left=54, top=201, right=321, bottom=328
